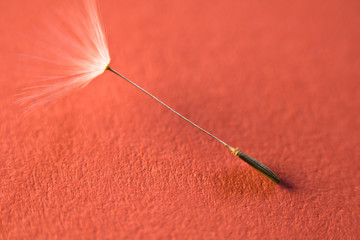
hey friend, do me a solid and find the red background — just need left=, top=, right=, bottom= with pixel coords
left=1, top=0, right=359, bottom=239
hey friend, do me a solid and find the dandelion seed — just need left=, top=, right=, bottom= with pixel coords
left=19, top=0, right=280, bottom=183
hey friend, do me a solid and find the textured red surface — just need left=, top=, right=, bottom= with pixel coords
left=1, top=0, right=359, bottom=239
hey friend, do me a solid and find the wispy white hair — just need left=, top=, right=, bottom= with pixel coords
left=17, top=0, right=110, bottom=111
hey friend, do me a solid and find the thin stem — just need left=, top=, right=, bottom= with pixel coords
left=107, top=65, right=231, bottom=148
left=106, top=65, right=280, bottom=183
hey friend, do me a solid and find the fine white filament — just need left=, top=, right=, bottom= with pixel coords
left=17, top=0, right=110, bottom=111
